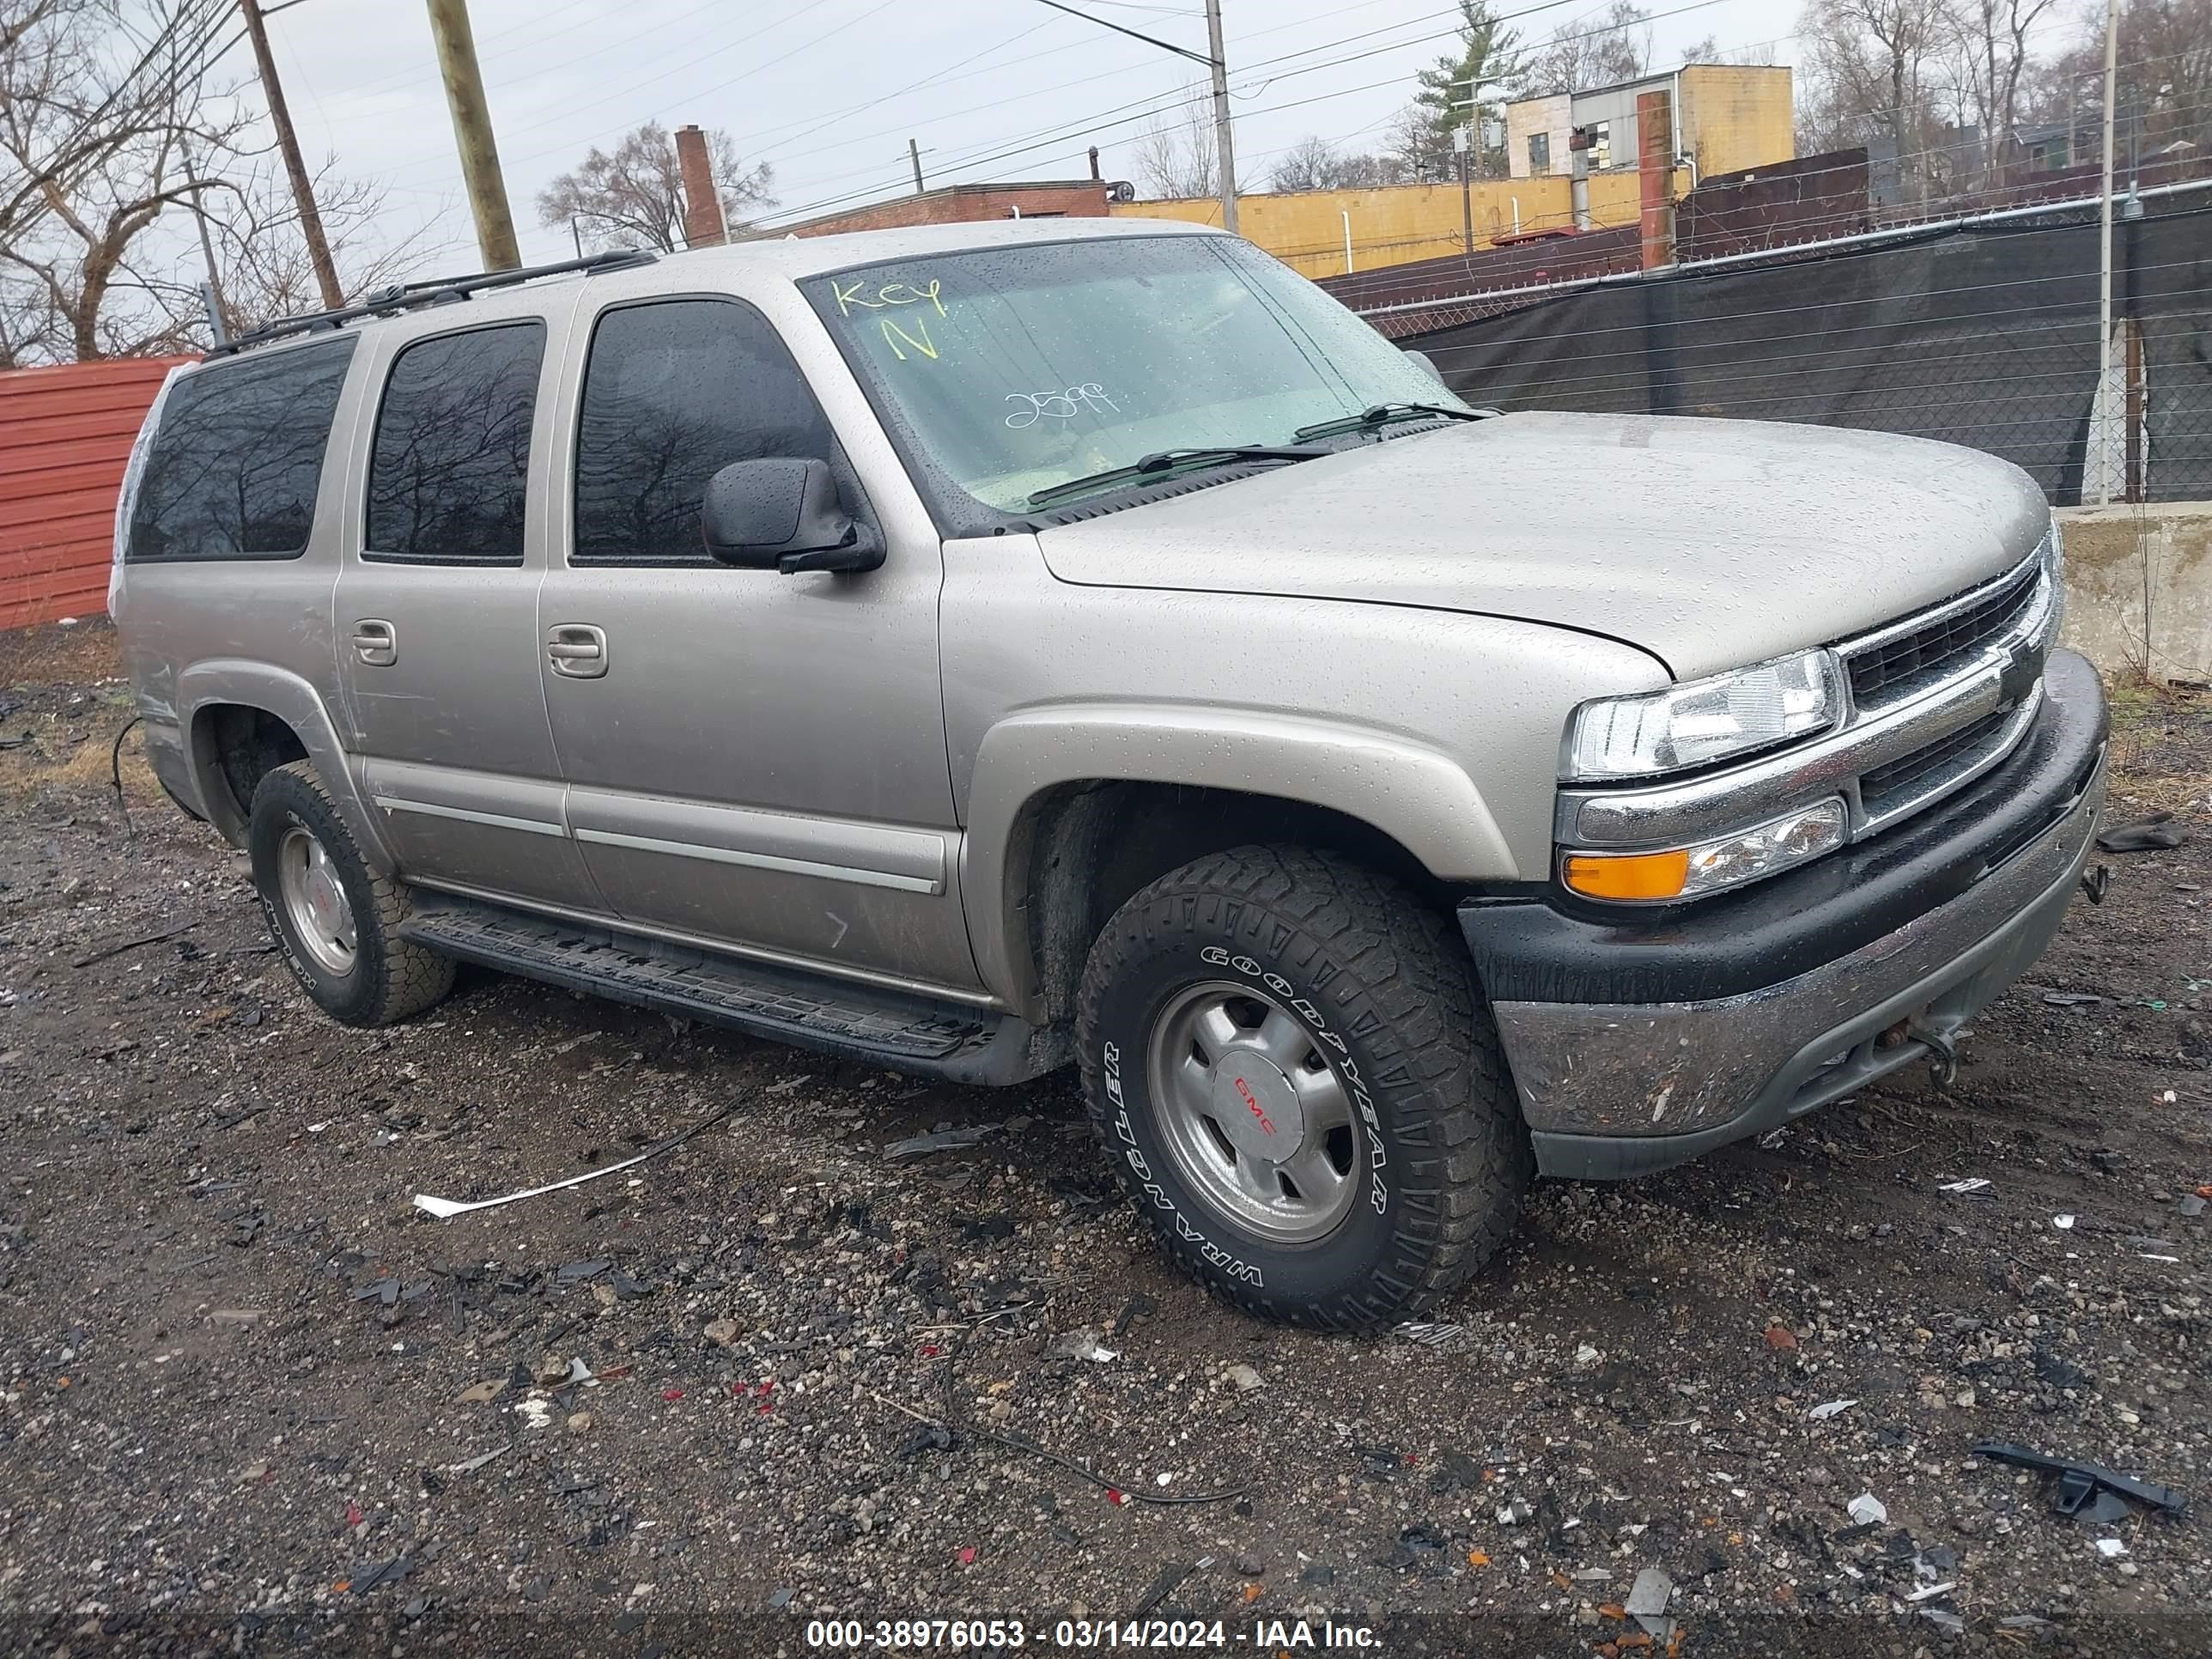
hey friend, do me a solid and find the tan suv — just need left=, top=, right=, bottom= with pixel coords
left=113, top=218, right=2106, bottom=1328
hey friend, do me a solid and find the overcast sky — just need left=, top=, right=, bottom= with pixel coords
left=246, top=0, right=1813, bottom=273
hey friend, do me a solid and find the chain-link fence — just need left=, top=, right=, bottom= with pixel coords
left=1365, top=186, right=2212, bottom=508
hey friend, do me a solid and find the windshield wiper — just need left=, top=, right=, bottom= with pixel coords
left=1027, top=445, right=1321, bottom=508
left=1291, top=402, right=1486, bottom=442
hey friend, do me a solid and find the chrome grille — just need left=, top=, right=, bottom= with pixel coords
left=1859, top=706, right=2012, bottom=815
left=1844, top=560, right=2043, bottom=708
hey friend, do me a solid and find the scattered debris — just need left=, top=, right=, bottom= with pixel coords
left=1496, top=1497, right=1534, bottom=1526
left=1937, top=1177, right=1993, bottom=1195
left=1969, top=1442, right=2186, bottom=1519
left=456, top=1379, right=503, bottom=1404
left=2180, top=1194, right=2207, bottom=1219
left=1624, top=1566, right=1674, bottom=1641
left=349, top=1556, right=412, bottom=1595
left=515, top=1400, right=553, bottom=1431
left=1127, top=1557, right=1210, bottom=1619
left=881, top=1126, right=993, bottom=1160
left=1763, top=1323, right=1798, bottom=1352
left=2041, top=991, right=2111, bottom=1007
left=70, top=926, right=191, bottom=969
left=1225, top=1363, right=1261, bottom=1392
left=1848, top=1492, right=1888, bottom=1527
left=2098, top=811, right=2187, bottom=854
left=2095, top=1537, right=2129, bottom=1559
left=207, top=1308, right=265, bottom=1326
left=1807, top=1399, right=1857, bottom=1420
left=412, top=1097, right=742, bottom=1218
left=2051, top=1213, right=2075, bottom=1230
left=1393, top=1320, right=1474, bottom=1352
left=1050, top=1328, right=1118, bottom=1364
left=444, top=1443, right=509, bottom=1475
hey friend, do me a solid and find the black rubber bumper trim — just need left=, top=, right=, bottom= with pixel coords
left=1459, top=649, right=2109, bottom=1006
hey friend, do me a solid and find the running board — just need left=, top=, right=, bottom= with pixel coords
left=398, top=896, right=1061, bottom=1086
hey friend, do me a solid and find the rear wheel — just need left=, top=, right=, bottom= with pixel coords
left=247, top=760, right=454, bottom=1027
left=1076, top=845, right=1531, bottom=1329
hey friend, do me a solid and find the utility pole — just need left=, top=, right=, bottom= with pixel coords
left=178, top=135, right=229, bottom=342
left=237, top=0, right=342, bottom=309
left=1201, top=0, right=1237, bottom=234
left=909, top=137, right=926, bottom=194
left=424, top=0, right=520, bottom=270
left=1032, top=0, right=1236, bottom=233
left=2094, top=0, right=2118, bottom=505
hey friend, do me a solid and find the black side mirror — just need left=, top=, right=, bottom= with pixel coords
left=701, top=458, right=884, bottom=574
left=1403, top=348, right=1444, bottom=387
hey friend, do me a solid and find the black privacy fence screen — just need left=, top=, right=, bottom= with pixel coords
left=1377, top=192, right=2212, bottom=507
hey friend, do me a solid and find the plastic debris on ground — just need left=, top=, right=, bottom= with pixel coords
left=2051, top=1213, right=2075, bottom=1230
left=2096, top=1537, right=2129, bottom=1559
left=1624, top=1566, right=1674, bottom=1642
left=1807, top=1399, right=1857, bottom=1420
left=2097, top=811, right=2187, bottom=853
left=1937, top=1176, right=1994, bottom=1195
left=1969, top=1441, right=2186, bottom=1518
left=1848, top=1492, right=1888, bottom=1527
left=1496, top=1497, right=1533, bottom=1526
left=1049, top=1328, right=1117, bottom=1364
left=1393, top=1320, right=1474, bottom=1353
left=444, top=1443, right=509, bottom=1475
left=882, top=1126, right=993, bottom=1160
left=413, top=1097, right=740, bottom=1217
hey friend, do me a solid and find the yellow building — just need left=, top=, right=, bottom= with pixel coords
left=1505, top=64, right=1795, bottom=185
left=1110, top=169, right=1680, bottom=282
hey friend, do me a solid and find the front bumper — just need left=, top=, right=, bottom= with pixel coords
left=1461, top=649, right=2108, bottom=1181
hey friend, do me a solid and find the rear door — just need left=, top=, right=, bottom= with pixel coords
left=534, top=292, right=978, bottom=992
left=332, top=313, right=605, bottom=914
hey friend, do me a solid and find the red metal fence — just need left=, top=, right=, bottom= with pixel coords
left=0, top=356, right=190, bottom=630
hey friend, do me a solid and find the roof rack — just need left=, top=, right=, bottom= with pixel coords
left=206, top=249, right=658, bottom=358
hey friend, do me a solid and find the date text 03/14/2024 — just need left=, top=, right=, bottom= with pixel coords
left=802, top=1618, right=1382, bottom=1650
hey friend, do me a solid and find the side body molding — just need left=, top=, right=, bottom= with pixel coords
left=960, top=702, right=1518, bottom=1011
left=176, top=659, right=397, bottom=872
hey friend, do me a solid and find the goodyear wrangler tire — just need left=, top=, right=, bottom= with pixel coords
left=1076, top=845, right=1532, bottom=1329
left=247, top=760, right=455, bottom=1028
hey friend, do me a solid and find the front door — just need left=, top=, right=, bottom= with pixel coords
left=333, top=314, right=604, bottom=914
left=535, top=293, right=978, bottom=994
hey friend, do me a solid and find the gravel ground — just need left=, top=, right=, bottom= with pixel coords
left=3, top=622, right=2210, bottom=1657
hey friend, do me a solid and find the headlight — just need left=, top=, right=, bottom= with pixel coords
left=1565, top=649, right=1844, bottom=782
left=1563, top=798, right=1848, bottom=902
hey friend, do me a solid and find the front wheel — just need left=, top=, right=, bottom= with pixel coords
left=1075, top=846, right=1531, bottom=1329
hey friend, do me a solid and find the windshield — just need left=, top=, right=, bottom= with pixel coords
left=802, top=234, right=1465, bottom=516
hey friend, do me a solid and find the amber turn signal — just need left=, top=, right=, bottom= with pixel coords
left=1562, top=848, right=1691, bottom=902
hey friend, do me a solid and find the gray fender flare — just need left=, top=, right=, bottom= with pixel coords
left=176, top=660, right=396, bottom=873
left=960, top=702, right=1517, bottom=1012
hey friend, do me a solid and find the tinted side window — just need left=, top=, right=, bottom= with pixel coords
left=573, top=299, right=834, bottom=566
left=365, top=321, right=545, bottom=565
left=126, top=338, right=355, bottom=562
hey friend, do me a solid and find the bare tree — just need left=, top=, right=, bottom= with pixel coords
left=1945, top=0, right=2061, bottom=172
left=2031, top=0, right=2212, bottom=161
left=1133, top=85, right=1218, bottom=200
left=1796, top=0, right=1958, bottom=179
left=0, top=0, right=244, bottom=362
left=190, top=154, right=437, bottom=337
left=1266, top=136, right=1407, bottom=191
left=1519, top=1, right=1656, bottom=95
left=538, top=121, right=774, bottom=253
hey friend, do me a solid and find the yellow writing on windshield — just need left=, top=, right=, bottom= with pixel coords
left=836, top=276, right=946, bottom=318
left=879, top=317, right=939, bottom=362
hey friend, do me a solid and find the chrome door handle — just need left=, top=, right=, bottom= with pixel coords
left=351, top=619, right=397, bottom=667
left=547, top=623, right=607, bottom=678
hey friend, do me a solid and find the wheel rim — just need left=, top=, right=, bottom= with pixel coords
left=276, top=824, right=356, bottom=976
left=1144, top=979, right=1366, bottom=1244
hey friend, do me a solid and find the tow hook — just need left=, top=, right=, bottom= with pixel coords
left=2080, top=862, right=2110, bottom=905
left=1911, top=1023, right=1960, bottom=1088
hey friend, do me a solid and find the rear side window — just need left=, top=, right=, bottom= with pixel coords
left=572, top=298, right=833, bottom=566
left=126, top=338, right=354, bottom=562
left=365, top=321, right=546, bottom=565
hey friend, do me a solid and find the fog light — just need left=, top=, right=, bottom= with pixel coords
left=1564, top=798, right=1848, bottom=903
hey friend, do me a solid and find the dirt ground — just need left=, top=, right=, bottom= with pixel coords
left=3, top=620, right=2210, bottom=1657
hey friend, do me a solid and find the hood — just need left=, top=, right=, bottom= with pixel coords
left=1035, top=411, right=2052, bottom=681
